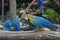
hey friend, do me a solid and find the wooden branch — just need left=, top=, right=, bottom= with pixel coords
left=20, top=0, right=36, bottom=18
left=0, top=30, right=60, bottom=40
left=20, top=0, right=36, bottom=22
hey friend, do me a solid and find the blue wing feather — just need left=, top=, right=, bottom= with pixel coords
left=4, top=20, right=12, bottom=31
left=13, top=17, right=20, bottom=31
left=30, top=15, right=57, bottom=30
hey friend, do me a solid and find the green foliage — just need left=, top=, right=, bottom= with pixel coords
left=44, top=8, right=60, bottom=24
left=16, top=8, right=20, bottom=15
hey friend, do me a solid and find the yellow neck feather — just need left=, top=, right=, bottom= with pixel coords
left=27, top=16, right=34, bottom=24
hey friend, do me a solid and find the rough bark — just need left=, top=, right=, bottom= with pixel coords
left=0, top=30, right=60, bottom=40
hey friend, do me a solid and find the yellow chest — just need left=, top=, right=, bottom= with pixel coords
left=29, top=19, right=34, bottom=24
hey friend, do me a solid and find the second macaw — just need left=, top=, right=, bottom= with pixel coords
left=25, top=14, right=59, bottom=31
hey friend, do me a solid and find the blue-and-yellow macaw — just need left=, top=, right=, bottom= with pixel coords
left=26, top=14, right=59, bottom=31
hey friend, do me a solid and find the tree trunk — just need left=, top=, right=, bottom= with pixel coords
left=9, top=0, right=16, bottom=20
left=0, top=30, right=60, bottom=40
left=2, top=0, right=4, bottom=22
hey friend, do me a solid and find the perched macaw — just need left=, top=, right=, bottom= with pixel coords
left=37, top=0, right=44, bottom=15
left=25, top=14, right=58, bottom=31
left=13, top=17, right=20, bottom=31
left=3, top=20, right=12, bottom=31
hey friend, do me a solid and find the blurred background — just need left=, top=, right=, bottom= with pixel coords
left=0, top=0, right=60, bottom=24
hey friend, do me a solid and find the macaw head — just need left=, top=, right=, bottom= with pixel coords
left=27, top=15, right=34, bottom=22
left=24, top=14, right=35, bottom=22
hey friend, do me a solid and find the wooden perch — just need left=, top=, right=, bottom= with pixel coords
left=0, top=30, right=60, bottom=40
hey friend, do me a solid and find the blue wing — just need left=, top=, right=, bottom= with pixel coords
left=4, top=20, right=12, bottom=31
left=13, top=17, right=20, bottom=31
left=32, top=16, right=57, bottom=30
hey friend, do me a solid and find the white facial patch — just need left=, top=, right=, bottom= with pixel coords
left=24, top=18, right=28, bottom=20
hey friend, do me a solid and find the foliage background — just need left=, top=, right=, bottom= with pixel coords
left=0, top=0, right=60, bottom=24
